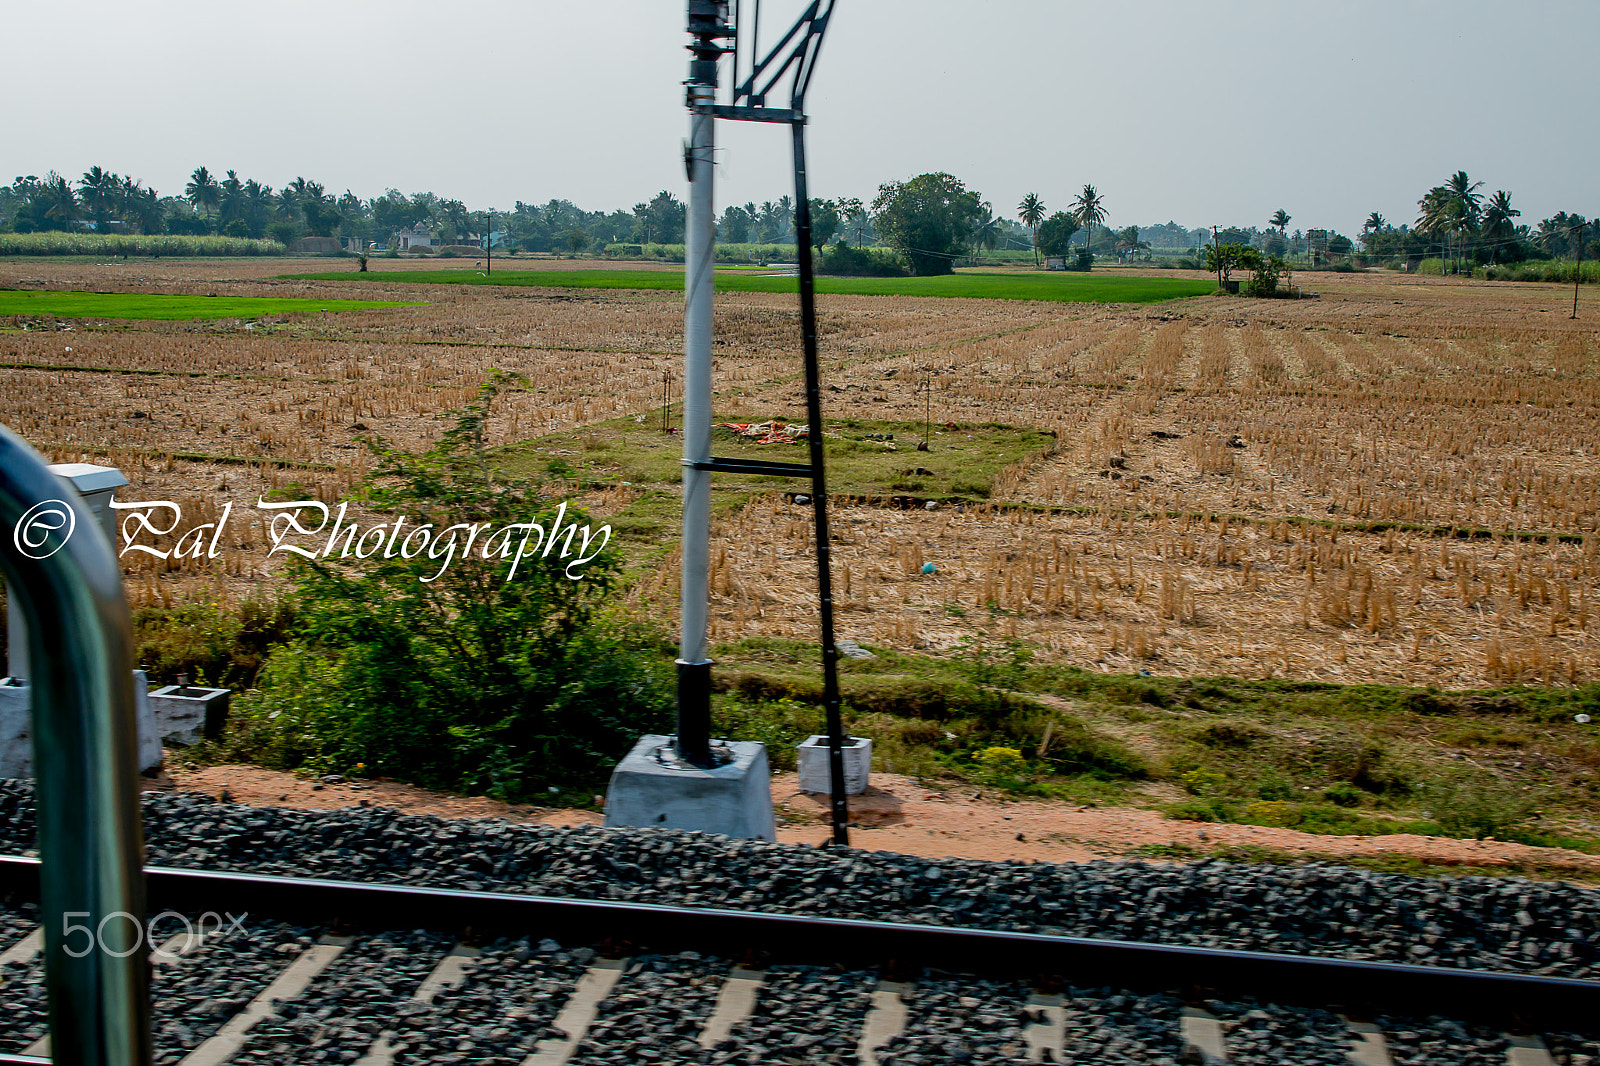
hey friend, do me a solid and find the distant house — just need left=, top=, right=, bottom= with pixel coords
left=396, top=227, right=436, bottom=251
left=1044, top=255, right=1067, bottom=270
left=339, top=236, right=369, bottom=253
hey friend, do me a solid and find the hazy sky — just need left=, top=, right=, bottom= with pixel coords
left=10, top=1, right=1597, bottom=238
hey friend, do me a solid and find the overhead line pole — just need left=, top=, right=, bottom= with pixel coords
left=677, top=2, right=724, bottom=768
left=1574, top=222, right=1586, bottom=320
left=678, top=0, right=845, bottom=842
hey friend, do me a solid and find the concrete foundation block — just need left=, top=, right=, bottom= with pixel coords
left=603, top=734, right=776, bottom=841
left=131, top=671, right=161, bottom=772
left=148, top=683, right=230, bottom=746
left=0, top=673, right=162, bottom=777
left=796, top=734, right=872, bottom=794
left=0, top=682, right=31, bottom=779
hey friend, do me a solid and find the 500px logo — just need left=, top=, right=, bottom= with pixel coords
left=12, top=499, right=76, bottom=561
left=62, top=910, right=250, bottom=959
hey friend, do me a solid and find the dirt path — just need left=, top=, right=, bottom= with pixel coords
left=155, top=763, right=1600, bottom=881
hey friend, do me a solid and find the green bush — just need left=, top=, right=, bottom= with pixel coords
left=817, top=242, right=907, bottom=277
left=1245, top=254, right=1286, bottom=297
left=973, top=745, right=1028, bottom=788
left=204, top=373, right=673, bottom=798
left=132, top=598, right=296, bottom=689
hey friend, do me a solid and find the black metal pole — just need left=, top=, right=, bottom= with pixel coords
left=791, top=119, right=849, bottom=847
left=1574, top=222, right=1585, bottom=320
left=486, top=210, right=492, bottom=277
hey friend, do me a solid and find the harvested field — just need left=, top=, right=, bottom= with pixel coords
left=2, top=257, right=1598, bottom=687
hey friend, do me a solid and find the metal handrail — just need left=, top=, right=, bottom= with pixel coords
left=0, top=424, right=150, bottom=1065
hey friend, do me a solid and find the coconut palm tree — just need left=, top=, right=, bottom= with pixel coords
left=244, top=180, right=272, bottom=238
left=218, top=170, right=245, bottom=227
left=1444, top=171, right=1483, bottom=270
left=758, top=201, right=781, bottom=243
left=185, top=166, right=220, bottom=219
left=776, top=194, right=795, bottom=242
left=275, top=187, right=301, bottom=223
left=1537, top=214, right=1571, bottom=257
left=78, top=166, right=118, bottom=231
left=33, top=172, right=81, bottom=231
left=1072, top=184, right=1106, bottom=267
left=1364, top=211, right=1386, bottom=235
left=1480, top=191, right=1519, bottom=263
left=1017, top=192, right=1045, bottom=267
left=1416, top=186, right=1459, bottom=269
left=1269, top=209, right=1291, bottom=239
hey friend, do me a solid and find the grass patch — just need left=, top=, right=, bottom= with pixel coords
left=703, top=637, right=1600, bottom=842
left=498, top=413, right=1053, bottom=559
left=0, top=290, right=417, bottom=321
left=284, top=267, right=1215, bottom=305
left=503, top=413, right=1053, bottom=499
left=707, top=636, right=1147, bottom=793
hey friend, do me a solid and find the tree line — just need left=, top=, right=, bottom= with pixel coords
left=4, top=163, right=1592, bottom=275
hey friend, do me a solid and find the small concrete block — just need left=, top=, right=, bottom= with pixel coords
left=0, top=673, right=162, bottom=777
left=603, top=734, right=776, bottom=841
left=0, top=682, right=31, bottom=779
left=796, top=734, right=871, bottom=794
left=132, top=671, right=161, bottom=772
left=148, top=683, right=231, bottom=746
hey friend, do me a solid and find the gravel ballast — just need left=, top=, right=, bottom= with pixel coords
left=0, top=782, right=1596, bottom=983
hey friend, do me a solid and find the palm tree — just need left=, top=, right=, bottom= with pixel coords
left=244, top=180, right=272, bottom=238
left=1537, top=215, right=1570, bottom=257
left=1480, top=191, right=1519, bottom=264
left=275, top=187, right=301, bottom=223
left=218, top=170, right=245, bottom=227
left=122, top=182, right=163, bottom=234
left=78, top=166, right=117, bottom=231
left=1071, top=184, right=1106, bottom=267
left=185, top=166, right=219, bottom=218
left=1364, top=211, right=1386, bottom=235
left=1416, top=186, right=1458, bottom=269
left=758, top=200, right=781, bottom=243
left=1269, top=209, right=1291, bottom=239
left=776, top=194, right=795, bottom=242
left=1017, top=192, right=1045, bottom=267
left=1444, top=170, right=1483, bottom=271
left=35, top=172, right=81, bottom=231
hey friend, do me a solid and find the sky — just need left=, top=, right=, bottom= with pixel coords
left=9, top=0, right=1597, bottom=239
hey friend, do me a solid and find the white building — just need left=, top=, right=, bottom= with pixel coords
left=396, top=226, right=437, bottom=251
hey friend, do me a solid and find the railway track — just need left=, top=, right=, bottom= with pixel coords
left=0, top=857, right=1594, bottom=1065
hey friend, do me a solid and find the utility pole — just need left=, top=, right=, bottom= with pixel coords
left=1574, top=221, right=1586, bottom=320
left=676, top=0, right=723, bottom=767
left=1212, top=225, right=1221, bottom=288
left=486, top=210, right=493, bottom=277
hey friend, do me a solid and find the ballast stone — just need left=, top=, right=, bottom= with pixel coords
left=603, top=734, right=776, bottom=842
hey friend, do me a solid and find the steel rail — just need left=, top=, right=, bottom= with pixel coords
left=0, top=855, right=1592, bottom=1031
